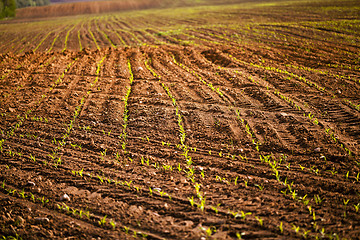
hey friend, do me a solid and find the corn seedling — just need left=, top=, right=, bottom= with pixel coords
left=98, top=215, right=107, bottom=226
left=343, top=199, right=350, bottom=218
left=38, top=196, right=49, bottom=206
left=255, top=216, right=263, bottom=226
left=278, top=222, right=283, bottom=233
left=189, top=196, right=195, bottom=206
left=29, top=193, right=35, bottom=202
left=354, top=203, right=360, bottom=213
left=237, top=211, right=252, bottom=220
left=123, top=226, right=129, bottom=234
left=244, top=180, right=248, bottom=187
left=29, top=154, right=36, bottom=162
left=19, top=189, right=26, bottom=199
left=255, top=184, right=264, bottom=191
left=109, top=219, right=116, bottom=230
left=314, top=195, right=323, bottom=205
left=0, top=139, right=4, bottom=152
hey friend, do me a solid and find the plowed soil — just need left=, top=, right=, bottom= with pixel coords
left=0, top=0, right=359, bottom=239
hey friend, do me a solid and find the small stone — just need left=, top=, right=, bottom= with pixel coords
left=35, top=217, right=49, bottom=223
left=60, top=193, right=70, bottom=202
left=314, top=147, right=321, bottom=152
left=27, top=181, right=36, bottom=187
left=8, top=107, right=15, bottom=113
left=136, top=67, right=143, bottom=71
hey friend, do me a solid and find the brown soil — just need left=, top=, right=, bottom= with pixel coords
left=0, top=0, right=359, bottom=239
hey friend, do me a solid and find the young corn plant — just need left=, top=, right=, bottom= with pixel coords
left=98, top=215, right=107, bottom=226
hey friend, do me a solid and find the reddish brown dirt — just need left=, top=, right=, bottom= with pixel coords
left=0, top=0, right=359, bottom=239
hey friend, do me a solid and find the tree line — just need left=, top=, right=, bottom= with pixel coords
left=1, top=0, right=49, bottom=19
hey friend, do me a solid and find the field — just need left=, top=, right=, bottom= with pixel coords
left=0, top=0, right=360, bottom=239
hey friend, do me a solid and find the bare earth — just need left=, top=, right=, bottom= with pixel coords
left=0, top=0, right=359, bottom=239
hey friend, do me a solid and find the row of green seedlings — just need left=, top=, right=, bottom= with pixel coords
left=108, top=16, right=133, bottom=45
left=77, top=21, right=85, bottom=51
left=62, top=21, right=82, bottom=52
left=87, top=19, right=101, bottom=50
left=119, top=59, right=134, bottom=154
left=263, top=153, right=359, bottom=232
left=94, top=17, right=116, bottom=48
left=144, top=58, right=210, bottom=212
left=58, top=201, right=146, bottom=237
left=182, top=29, right=222, bottom=46
left=0, top=180, right=146, bottom=238
left=0, top=113, right=48, bottom=146
left=285, top=63, right=360, bottom=85
left=33, top=27, right=58, bottom=53
left=152, top=27, right=194, bottom=46
left=146, top=50, right=284, bottom=236
left=144, top=59, right=187, bottom=155
left=46, top=24, right=73, bottom=53
left=212, top=173, right=305, bottom=238
left=172, top=146, right=298, bottom=237
left=248, top=57, right=360, bottom=113
left=49, top=55, right=106, bottom=167
left=1, top=147, right=23, bottom=160
left=106, top=16, right=127, bottom=47
left=169, top=53, right=225, bottom=100
left=228, top=54, right=355, bottom=157
left=343, top=99, right=360, bottom=111
left=17, top=32, right=42, bottom=54
left=110, top=17, right=144, bottom=46
left=117, top=29, right=143, bottom=46
left=59, top=202, right=147, bottom=238
left=1, top=181, right=50, bottom=206
left=7, top=36, right=27, bottom=55
left=282, top=63, right=360, bottom=113
left=194, top=28, right=236, bottom=45
left=0, top=35, right=20, bottom=53
left=71, top=163, right=172, bottom=200
left=7, top=31, right=36, bottom=54
left=146, top=29, right=166, bottom=46
left=136, top=28, right=164, bottom=47
left=161, top=137, right=250, bottom=166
